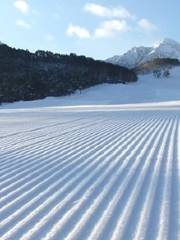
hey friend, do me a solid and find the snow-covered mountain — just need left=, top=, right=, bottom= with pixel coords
left=107, top=38, right=180, bottom=69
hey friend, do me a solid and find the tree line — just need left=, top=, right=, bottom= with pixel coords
left=0, top=44, right=137, bottom=103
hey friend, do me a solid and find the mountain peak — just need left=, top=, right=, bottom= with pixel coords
left=162, top=38, right=179, bottom=45
left=154, top=38, right=180, bottom=48
left=107, top=38, right=180, bottom=69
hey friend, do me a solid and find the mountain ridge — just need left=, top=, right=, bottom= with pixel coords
left=107, top=38, right=180, bottom=69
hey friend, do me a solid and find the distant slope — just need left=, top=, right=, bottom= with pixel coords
left=135, top=58, right=180, bottom=74
left=0, top=43, right=137, bottom=103
left=107, top=38, right=180, bottom=69
left=107, top=46, right=153, bottom=69
left=2, top=66, right=180, bottom=109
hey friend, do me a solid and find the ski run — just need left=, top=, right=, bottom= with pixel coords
left=0, top=102, right=179, bottom=240
left=1, top=68, right=180, bottom=240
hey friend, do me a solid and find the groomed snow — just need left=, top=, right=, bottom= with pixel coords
left=0, top=67, right=180, bottom=240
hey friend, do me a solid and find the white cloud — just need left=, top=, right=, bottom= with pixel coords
left=138, top=18, right=157, bottom=32
left=66, top=3, right=158, bottom=40
left=66, top=20, right=130, bottom=40
left=84, top=3, right=132, bottom=19
left=94, top=20, right=130, bottom=38
left=67, top=24, right=91, bottom=39
left=16, top=19, right=31, bottom=29
left=14, top=0, right=29, bottom=14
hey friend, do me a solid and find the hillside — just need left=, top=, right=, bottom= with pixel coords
left=135, top=58, right=180, bottom=74
left=0, top=43, right=137, bottom=104
left=2, top=66, right=180, bottom=109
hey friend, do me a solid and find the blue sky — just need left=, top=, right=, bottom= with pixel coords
left=0, top=0, right=179, bottom=59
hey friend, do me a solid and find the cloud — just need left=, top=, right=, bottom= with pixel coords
left=14, top=0, right=29, bottom=14
left=66, top=3, right=158, bottom=40
left=94, top=20, right=130, bottom=38
left=84, top=3, right=132, bottom=19
left=67, top=24, right=91, bottom=39
left=16, top=19, right=31, bottom=29
left=138, top=18, right=157, bottom=32
left=66, top=20, right=130, bottom=40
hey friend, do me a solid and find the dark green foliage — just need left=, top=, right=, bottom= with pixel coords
left=0, top=44, right=137, bottom=103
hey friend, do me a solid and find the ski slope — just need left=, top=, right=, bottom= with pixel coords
left=2, top=66, right=180, bottom=109
left=0, top=68, right=180, bottom=240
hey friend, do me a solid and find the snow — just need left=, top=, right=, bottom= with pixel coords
left=107, top=38, right=180, bottom=68
left=0, top=67, right=180, bottom=239
left=107, top=46, right=152, bottom=69
left=2, top=66, right=180, bottom=109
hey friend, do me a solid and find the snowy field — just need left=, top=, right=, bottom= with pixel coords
left=0, top=68, right=180, bottom=240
